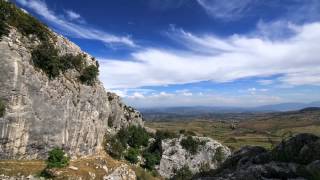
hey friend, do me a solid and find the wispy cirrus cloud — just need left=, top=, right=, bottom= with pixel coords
left=196, top=0, right=255, bottom=21
left=99, top=21, right=320, bottom=89
left=148, top=0, right=189, bottom=10
left=15, top=0, right=136, bottom=47
left=65, top=10, right=81, bottom=20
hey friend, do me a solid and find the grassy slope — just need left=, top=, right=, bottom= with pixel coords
left=146, top=110, right=320, bottom=151
left=0, top=152, right=161, bottom=179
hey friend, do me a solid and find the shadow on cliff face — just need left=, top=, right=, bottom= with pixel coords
left=193, top=133, right=320, bottom=180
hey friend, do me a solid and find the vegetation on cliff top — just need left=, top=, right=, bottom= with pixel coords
left=0, top=0, right=52, bottom=41
left=0, top=0, right=99, bottom=85
left=79, top=65, right=99, bottom=85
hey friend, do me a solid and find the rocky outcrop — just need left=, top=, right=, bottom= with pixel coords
left=103, top=164, right=136, bottom=180
left=195, top=133, right=320, bottom=180
left=158, top=136, right=231, bottom=178
left=0, top=27, right=143, bottom=159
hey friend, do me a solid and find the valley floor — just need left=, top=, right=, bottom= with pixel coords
left=146, top=112, right=320, bottom=151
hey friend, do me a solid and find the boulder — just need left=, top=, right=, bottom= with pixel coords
left=158, top=136, right=231, bottom=178
left=195, top=133, right=320, bottom=180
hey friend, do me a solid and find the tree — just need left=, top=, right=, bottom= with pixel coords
left=46, top=148, right=70, bottom=168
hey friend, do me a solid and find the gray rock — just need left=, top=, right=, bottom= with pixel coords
left=103, top=164, right=136, bottom=180
left=158, top=136, right=231, bottom=178
left=196, top=133, right=320, bottom=180
left=0, top=28, right=143, bottom=159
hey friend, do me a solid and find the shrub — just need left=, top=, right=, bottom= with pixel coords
left=32, top=43, right=96, bottom=84
left=31, top=43, right=61, bottom=79
left=180, top=136, right=202, bottom=155
left=0, top=99, right=5, bottom=117
left=116, top=127, right=130, bottom=148
left=179, top=129, right=196, bottom=136
left=79, top=65, right=99, bottom=85
left=213, top=147, right=225, bottom=163
left=60, top=54, right=85, bottom=72
left=107, top=116, right=114, bottom=127
left=125, top=148, right=139, bottom=164
left=156, top=130, right=178, bottom=140
left=171, top=165, right=193, bottom=180
left=105, top=126, right=149, bottom=161
left=0, top=0, right=52, bottom=42
left=46, top=148, right=70, bottom=168
left=107, top=136, right=126, bottom=159
left=142, top=151, right=161, bottom=170
left=127, top=126, right=150, bottom=148
left=0, top=20, right=9, bottom=39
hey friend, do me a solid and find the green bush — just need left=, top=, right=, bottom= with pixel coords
left=79, top=65, right=99, bottom=85
left=156, top=130, right=178, bottom=140
left=0, top=99, right=5, bottom=117
left=31, top=43, right=61, bottom=79
left=0, top=0, right=52, bottom=42
left=180, top=136, right=202, bottom=155
left=139, top=130, right=178, bottom=170
left=117, top=127, right=130, bottom=147
left=142, top=151, right=161, bottom=170
left=171, top=165, right=193, bottom=180
left=46, top=148, right=70, bottom=168
left=60, top=54, right=85, bottom=72
left=127, top=126, right=150, bottom=148
left=125, top=148, right=139, bottom=164
left=32, top=43, right=97, bottom=84
left=107, top=136, right=126, bottom=159
left=179, top=129, right=196, bottom=136
left=0, top=20, right=9, bottom=39
left=214, top=147, right=225, bottom=163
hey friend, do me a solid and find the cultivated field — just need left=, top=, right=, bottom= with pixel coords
left=146, top=109, right=320, bottom=151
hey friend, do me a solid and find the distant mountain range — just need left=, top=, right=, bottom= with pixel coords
left=139, top=101, right=320, bottom=115
left=139, top=102, right=320, bottom=122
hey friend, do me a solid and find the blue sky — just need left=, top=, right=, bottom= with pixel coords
left=13, top=0, right=320, bottom=108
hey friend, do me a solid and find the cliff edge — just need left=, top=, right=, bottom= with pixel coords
left=0, top=0, right=143, bottom=160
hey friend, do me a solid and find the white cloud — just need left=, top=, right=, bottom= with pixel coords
left=122, top=91, right=283, bottom=108
left=196, top=0, right=254, bottom=20
left=99, top=22, right=320, bottom=89
left=15, top=0, right=135, bottom=47
left=130, top=92, right=145, bottom=99
left=65, top=10, right=81, bottom=20
left=247, top=88, right=268, bottom=95
left=258, top=79, right=274, bottom=86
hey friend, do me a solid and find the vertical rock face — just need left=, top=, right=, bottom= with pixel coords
left=0, top=29, right=143, bottom=159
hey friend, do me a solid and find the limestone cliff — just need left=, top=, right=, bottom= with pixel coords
left=0, top=27, right=143, bottom=159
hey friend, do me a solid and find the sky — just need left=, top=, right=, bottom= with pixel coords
left=12, top=0, right=320, bottom=108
